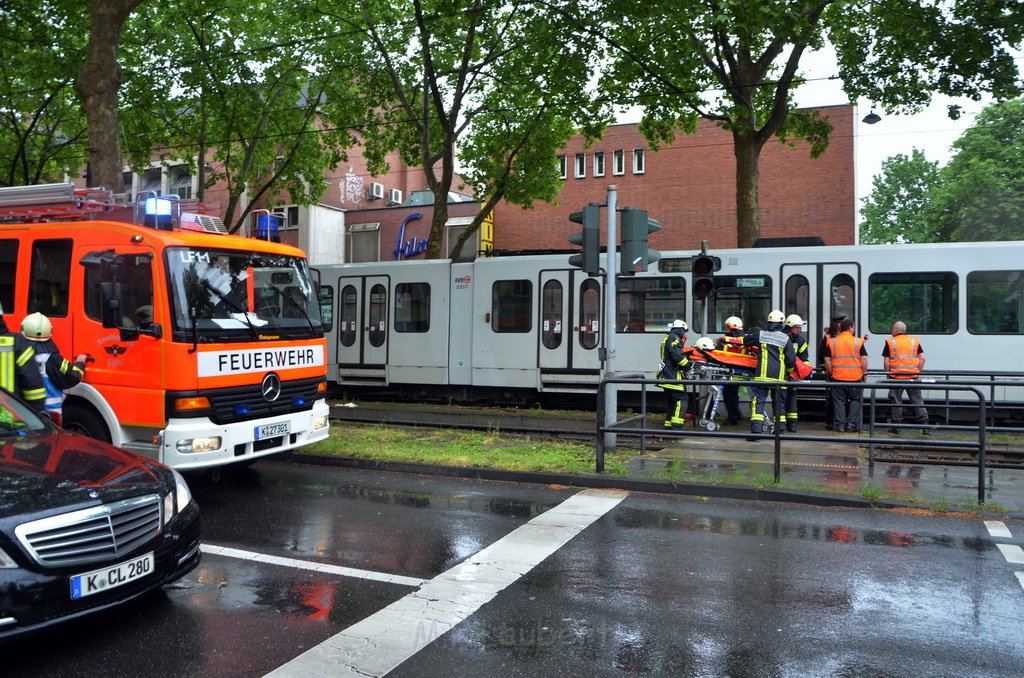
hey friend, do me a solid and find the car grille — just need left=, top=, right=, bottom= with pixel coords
left=207, top=377, right=321, bottom=424
left=15, top=495, right=162, bottom=568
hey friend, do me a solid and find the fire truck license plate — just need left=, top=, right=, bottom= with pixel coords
left=255, top=422, right=290, bottom=439
left=70, top=552, right=154, bottom=599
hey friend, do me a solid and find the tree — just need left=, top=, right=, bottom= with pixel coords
left=931, top=97, right=1024, bottom=241
left=0, top=0, right=89, bottom=186
left=859, top=149, right=942, bottom=244
left=119, top=1, right=365, bottom=231
left=601, top=0, right=1023, bottom=247
left=325, top=0, right=609, bottom=258
left=76, top=0, right=147, bottom=192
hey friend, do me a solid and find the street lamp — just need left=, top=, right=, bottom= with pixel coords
left=862, top=110, right=882, bottom=125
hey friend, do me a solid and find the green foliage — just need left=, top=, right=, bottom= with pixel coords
left=0, top=0, right=89, bottom=186
left=322, top=0, right=610, bottom=258
left=859, top=149, right=943, bottom=244
left=600, top=0, right=1023, bottom=247
left=931, top=98, right=1024, bottom=241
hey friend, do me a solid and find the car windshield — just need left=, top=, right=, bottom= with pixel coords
left=166, top=247, right=322, bottom=340
left=0, top=390, right=49, bottom=437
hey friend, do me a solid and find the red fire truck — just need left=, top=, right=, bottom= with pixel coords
left=0, top=183, right=330, bottom=471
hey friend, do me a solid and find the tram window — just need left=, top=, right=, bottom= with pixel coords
left=29, top=239, right=72, bottom=317
left=340, top=284, right=357, bottom=347
left=579, top=278, right=600, bottom=349
left=704, top=275, right=771, bottom=332
left=967, top=270, right=1023, bottom=334
left=829, top=273, right=855, bottom=326
left=868, top=272, right=957, bottom=334
left=317, top=285, right=334, bottom=333
left=492, top=279, right=532, bottom=333
left=784, top=275, right=809, bottom=324
left=541, top=279, right=563, bottom=349
left=368, top=283, right=387, bottom=347
left=0, top=239, right=16, bottom=313
left=616, top=276, right=684, bottom=332
left=394, top=283, right=429, bottom=332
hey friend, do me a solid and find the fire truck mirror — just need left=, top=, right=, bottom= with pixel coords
left=100, top=281, right=122, bottom=329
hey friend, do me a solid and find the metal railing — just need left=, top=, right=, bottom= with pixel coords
left=595, top=375, right=1008, bottom=504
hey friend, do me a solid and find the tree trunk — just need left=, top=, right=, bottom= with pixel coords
left=734, top=131, right=764, bottom=248
left=74, top=0, right=145, bottom=193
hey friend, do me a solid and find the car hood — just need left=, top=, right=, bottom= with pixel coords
left=0, top=430, right=167, bottom=517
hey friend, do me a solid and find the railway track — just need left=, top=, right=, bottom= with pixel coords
left=328, top=401, right=1024, bottom=467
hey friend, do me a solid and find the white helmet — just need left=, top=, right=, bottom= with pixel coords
left=21, top=312, right=52, bottom=341
left=724, top=316, right=743, bottom=331
left=767, top=310, right=785, bottom=323
left=671, top=319, right=688, bottom=331
left=785, top=314, right=804, bottom=328
left=695, top=336, right=715, bottom=350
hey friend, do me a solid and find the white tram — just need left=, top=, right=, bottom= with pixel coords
left=313, top=241, right=1024, bottom=407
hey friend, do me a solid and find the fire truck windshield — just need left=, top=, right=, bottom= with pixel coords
left=166, top=247, right=322, bottom=339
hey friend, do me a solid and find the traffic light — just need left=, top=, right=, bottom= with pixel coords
left=568, top=204, right=601, bottom=274
left=619, top=207, right=661, bottom=274
left=692, top=253, right=717, bottom=299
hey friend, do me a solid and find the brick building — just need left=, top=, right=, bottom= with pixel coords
left=492, top=104, right=855, bottom=253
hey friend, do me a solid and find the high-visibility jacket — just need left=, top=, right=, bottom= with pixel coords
left=657, top=328, right=689, bottom=391
left=0, top=330, right=46, bottom=409
left=827, top=333, right=866, bottom=382
left=31, top=339, right=85, bottom=419
left=744, top=324, right=795, bottom=382
left=885, top=334, right=922, bottom=379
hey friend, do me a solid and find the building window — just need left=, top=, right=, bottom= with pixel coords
left=593, top=152, right=605, bottom=177
left=346, top=222, right=381, bottom=262
left=273, top=205, right=300, bottom=230
left=558, top=155, right=567, bottom=180
left=574, top=153, right=586, bottom=178
left=633, top=148, right=645, bottom=174
left=169, top=166, right=193, bottom=200
left=613, top=149, right=625, bottom=176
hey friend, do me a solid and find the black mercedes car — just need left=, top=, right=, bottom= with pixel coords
left=0, top=389, right=201, bottom=641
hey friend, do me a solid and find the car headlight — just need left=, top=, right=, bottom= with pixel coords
left=0, top=545, right=18, bottom=568
left=163, top=468, right=195, bottom=527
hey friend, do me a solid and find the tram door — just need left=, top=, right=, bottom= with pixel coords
left=538, top=270, right=602, bottom=375
left=334, top=275, right=390, bottom=368
left=781, top=263, right=859, bottom=366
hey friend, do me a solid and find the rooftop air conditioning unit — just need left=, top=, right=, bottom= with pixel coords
left=387, top=188, right=403, bottom=206
left=368, top=182, right=384, bottom=200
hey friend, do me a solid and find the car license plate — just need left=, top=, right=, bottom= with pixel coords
left=255, top=421, right=290, bottom=439
left=70, top=552, right=155, bottom=600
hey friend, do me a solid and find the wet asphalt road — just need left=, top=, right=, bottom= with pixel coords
left=6, top=459, right=1024, bottom=677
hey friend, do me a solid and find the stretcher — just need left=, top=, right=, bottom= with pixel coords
left=685, top=347, right=757, bottom=431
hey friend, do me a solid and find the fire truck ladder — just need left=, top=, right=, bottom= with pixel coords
left=0, top=182, right=123, bottom=222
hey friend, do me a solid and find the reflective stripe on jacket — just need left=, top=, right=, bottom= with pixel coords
left=657, top=328, right=689, bottom=391
left=827, top=333, right=865, bottom=382
left=886, top=335, right=921, bottom=379
left=0, top=333, right=45, bottom=406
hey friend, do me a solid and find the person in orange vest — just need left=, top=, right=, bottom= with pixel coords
left=714, top=316, right=746, bottom=425
left=883, top=321, right=928, bottom=435
left=823, top=317, right=868, bottom=433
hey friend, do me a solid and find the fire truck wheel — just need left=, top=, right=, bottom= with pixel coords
left=61, top=403, right=112, bottom=443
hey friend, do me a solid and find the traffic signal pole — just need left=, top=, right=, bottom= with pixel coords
left=604, top=185, right=618, bottom=452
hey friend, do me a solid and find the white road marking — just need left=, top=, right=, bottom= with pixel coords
left=264, top=488, right=628, bottom=678
left=996, top=543, right=1024, bottom=565
left=201, top=544, right=426, bottom=588
left=984, top=520, right=1013, bottom=539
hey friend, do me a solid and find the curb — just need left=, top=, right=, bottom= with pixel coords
left=289, top=453, right=898, bottom=511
